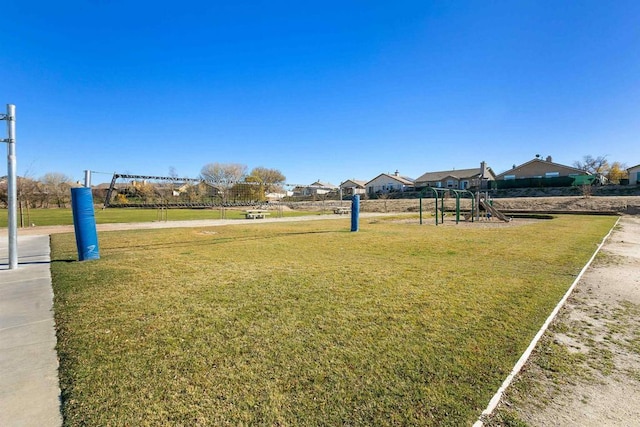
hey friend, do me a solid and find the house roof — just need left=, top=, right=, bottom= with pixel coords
left=365, top=173, right=415, bottom=186
left=415, top=167, right=494, bottom=183
left=416, top=162, right=496, bottom=182
left=309, top=181, right=338, bottom=189
left=627, top=163, right=640, bottom=171
left=495, top=158, right=586, bottom=178
left=340, top=179, right=367, bottom=188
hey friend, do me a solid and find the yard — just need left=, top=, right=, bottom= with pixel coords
left=50, top=215, right=617, bottom=426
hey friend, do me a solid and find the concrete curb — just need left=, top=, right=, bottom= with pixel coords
left=473, top=216, right=621, bottom=426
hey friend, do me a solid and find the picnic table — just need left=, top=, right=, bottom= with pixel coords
left=333, top=207, right=351, bottom=215
left=244, top=209, right=271, bottom=219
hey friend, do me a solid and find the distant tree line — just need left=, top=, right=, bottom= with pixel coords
left=0, top=172, right=77, bottom=209
left=1, top=155, right=631, bottom=210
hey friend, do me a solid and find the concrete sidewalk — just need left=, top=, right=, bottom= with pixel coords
left=0, top=235, right=62, bottom=427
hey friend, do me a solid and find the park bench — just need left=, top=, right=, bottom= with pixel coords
left=333, top=207, right=351, bottom=215
left=244, top=209, right=271, bottom=219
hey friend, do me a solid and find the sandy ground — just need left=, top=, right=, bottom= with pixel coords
left=487, top=216, right=640, bottom=426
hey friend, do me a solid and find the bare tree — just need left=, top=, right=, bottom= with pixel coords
left=573, top=155, right=609, bottom=175
left=13, top=167, right=40, bottom=208
left=580, top=183, right=592, bottom=199
left=40, top=172, right=75, bottom=208
left=200, top=163, right=247, bottom=204
left=377, top=192, right=390, bottom=213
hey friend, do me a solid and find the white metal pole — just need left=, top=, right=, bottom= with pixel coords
left=5, top=104, right=18, bottom=269
left=84, top=169, right=92, bottom=187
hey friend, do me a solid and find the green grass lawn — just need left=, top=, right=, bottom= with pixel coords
left=51, top=215, right=617, bottom=426
left=0, top=207, right=319, bottom=227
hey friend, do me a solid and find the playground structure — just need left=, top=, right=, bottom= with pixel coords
left=420, top=189, right=511, bottom=225
left=478, top=196, right=512, bottom=222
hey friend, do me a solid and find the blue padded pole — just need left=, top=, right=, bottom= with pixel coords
left=351, top=195, right=360, bottom=232
left=71, top=187, right=100, bottom=261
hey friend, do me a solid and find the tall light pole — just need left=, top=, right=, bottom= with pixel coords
left=1, top=104, right=18, bottom=269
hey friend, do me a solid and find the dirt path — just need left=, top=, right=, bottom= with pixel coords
left=487, top=216, right=640, bottom=426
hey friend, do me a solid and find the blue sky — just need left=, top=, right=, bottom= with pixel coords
left=2, top=1, right=639, bottom=185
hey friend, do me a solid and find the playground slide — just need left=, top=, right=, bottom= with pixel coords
left=479, top=199, right=511, bottom=222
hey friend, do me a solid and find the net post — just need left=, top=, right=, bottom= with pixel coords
left=350, top=195, right=360, bottom=232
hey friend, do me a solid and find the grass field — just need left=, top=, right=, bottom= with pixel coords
left=0, top=207, right=319, bottom=227
left=50, top=215, right=617, bottom=426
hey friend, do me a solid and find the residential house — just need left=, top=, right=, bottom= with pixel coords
left=292, top=181, right=339, bottom=197
left=365, top=171, right=415, bottom=196
left=495, top=157, right=588, bottom=188
left=628, top=164, right=640, bottom=185
left=496, top=157, right=586, bottom=180
left=496, top=156, right=588, bottom=181
left=171, top=182, right=195, bottom=197
left=415, top=162, right=495, bottom=190
left=339, top=179, right=367, bottom=196
left=265, top=190, right=291, bottom=201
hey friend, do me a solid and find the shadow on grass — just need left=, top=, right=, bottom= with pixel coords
left=0, top=261, right=52, bottom=267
